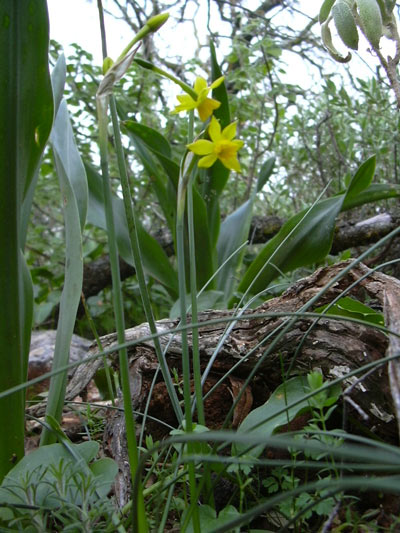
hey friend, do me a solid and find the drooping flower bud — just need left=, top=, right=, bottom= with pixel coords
left=146, top=13, right=169, bottom=33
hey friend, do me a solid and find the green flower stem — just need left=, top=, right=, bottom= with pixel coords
left=97, top=94, right=148, bottom=533
left=134, top=58, right=198, bottom=99
left=108, top=96, right=183, bottom=423
left=176, top=155, right=195, bottom=427
left=97, top=94, right=140, bottom=467
left=176, top=150, right=201, bottom=533
left=186, top=112, right=205, bottom=426
left=117, top=13, right=169, bottom=62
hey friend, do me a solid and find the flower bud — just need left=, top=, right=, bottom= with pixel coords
left=146, top=13, right=169, bottom=33
left=102, top=56, right=114, bottom=74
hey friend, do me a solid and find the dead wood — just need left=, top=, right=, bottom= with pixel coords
left=60, top=261, right=400, bottom=437
left=28, top=261, right=400, bottom=506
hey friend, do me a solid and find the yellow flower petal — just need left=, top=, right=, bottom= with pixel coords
left=209, top=76, right=225, bottom=90
left=222, top=121, right=237, bottom=141
left=187, top=116, right=243, bottom=173
left=172, top=76, right=223, bottom=120
left=194, top=77, right=207, bottom=94
left=208, top=116, right=222, bottom=142
left=231, top=139, right=244, bottom=150
left=197, top=98, right=221, bottom=122
left=176, top=94, right=195, bottom=106
left=198, top=153, right=218, bottom=168
left=187, top=139, right=214, bottom=155
left=220, top=154, right=241, bottom=172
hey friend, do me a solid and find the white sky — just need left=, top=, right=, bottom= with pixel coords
left=46, top=0, right=390, bottom=90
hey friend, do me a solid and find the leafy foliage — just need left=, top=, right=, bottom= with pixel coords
left=3, top=0, right=400, bottom=530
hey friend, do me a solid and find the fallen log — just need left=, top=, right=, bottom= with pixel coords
left=29, top=261, right=400, bottom=506
left=63, top=261, right=400, bottom=438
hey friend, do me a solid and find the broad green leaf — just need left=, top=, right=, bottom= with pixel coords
left=20, top=253, right=34, bottom=382
left=315, top=296, right=384, bottom=326
left=123, top=121, right=177, bottom=231
left=345, top=154, right=376, bottom=198
left=192, top=186, right=215, bottom=289
left=51, top=54, right=67, bottom=117
left=210, top=39, right=230, bottom=128
left=238, top=195, right=344, bottom=295
left=204, top=189, right=221, bottom=251
left=89, top=458, right=119, bottom=498
left=185, top=505, right=241, bottom=533
left=342, top=183, right=400, bottom=210
left=136, top=223, right=178, bottom=296
left=123, top=119, right=171, bottom=158
left=217, top=199, right=252, bottom=300
left=0, top=0, right=53, bottom=479
left=124, top=119, right=179, bottom=188
left=21, top=54, right=66, bottom=247
left=86, top=163, right=178, bottom=295
left=256, top=157, right=275, bottom=194
left=235, top=376, right=312, bottom=458
left=51, top=99, right=88, bottom=229
left=0, top=2, right=53, bottom=201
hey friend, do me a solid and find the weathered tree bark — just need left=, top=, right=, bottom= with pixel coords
left=29, top=260, right=400, bottom=506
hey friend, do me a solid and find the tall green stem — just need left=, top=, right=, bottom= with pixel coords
left=186, top=112, right=204, bottom=425
left=109, top=97, right=182, bottom=422
left=97, top=90, right=148, bottom=533
left=176, top=151, right=201, bottom=533
left=96, top=4, right=149, bottom=530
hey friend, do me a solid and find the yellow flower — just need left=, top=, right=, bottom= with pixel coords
left=172, top=76, right=225, bottom=121
left=187, top=116, right=244, bottom=172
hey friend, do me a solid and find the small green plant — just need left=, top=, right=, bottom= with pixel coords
left=230, top=371, right=343, bottom=529
left=0, top=439, right=118, bottom=531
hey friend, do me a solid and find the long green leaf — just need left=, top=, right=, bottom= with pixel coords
left=342, top=183, right=400, bottom=210
left=217, top=199, right=252, bottom=299
left=123, top=120, right=179, bottom=188
left=20, top=55, right=66, bottom=248
left=208, top=40, right=231, bottom=196
left=0, top=0, right=53, bottom=480
left=238, top=195, right=344, bottom=295
left=192, top=187, right=215, bottom=289
left=124, top=120, right=172, bottom=157
left=210, top=39, right=230, bottom=130
left=237, top=155, right=383, bottom=296
left=235, top=376, right=311, bottom=458
left=41, top=97, right=87, bottom=444
left=345, top=154, right=376, bottom=198
left=123, top=121, right=177, bottom=231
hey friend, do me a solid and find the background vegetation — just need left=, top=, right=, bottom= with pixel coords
left=2, top=0, right=400, bottom=531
